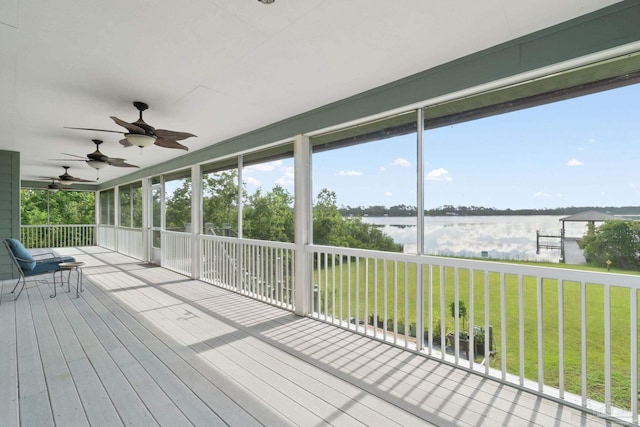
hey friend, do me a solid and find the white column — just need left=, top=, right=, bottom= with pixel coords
left=191, top=164, right=202, bottom=279
left=417, top=108, right=425, bottom=255
left=415, top=108, right=425, bottom=349
left=94, top=190, right=100, bottom=246
left=141, top=178, right=150, bottom=262
left=294, top=134, right=312, bottom=316
left=237, top=155, right=243, bottom=238
left=113, top=185, right=120, bottom=252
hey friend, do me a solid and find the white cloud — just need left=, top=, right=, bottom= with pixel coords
left=245, top=160, right=282, bottom=173
left=393, top=158, right=411, bottom=167
left=384, top=191, right=393, bottom=197
left=380, top=166, right=386, bottom=172
left=577, top=147, right=586, bottom=151
left=426, top=168, right=452, bottom=182
left=275, top=166, right=294, bottom=186
left=588, top=138, right=596, bottom=143
left=245, top=176, right=260, bottom=187
left=336, top=170, right=363, bottom=176
left=533, top=191, right=551, bottom=198
left=567, top=158, right=584, bottom=166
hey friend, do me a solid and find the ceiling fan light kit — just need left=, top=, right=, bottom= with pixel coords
left=86, top=159, right=108, bottom=170
left=125, top=133, right=156, bottom=148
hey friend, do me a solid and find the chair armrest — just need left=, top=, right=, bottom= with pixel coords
left=32, top=251, right=58, bottom=259
left=14, top=256, right=36, bottom=263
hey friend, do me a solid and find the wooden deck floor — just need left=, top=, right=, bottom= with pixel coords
left=0, top=247, right=626, bottom=427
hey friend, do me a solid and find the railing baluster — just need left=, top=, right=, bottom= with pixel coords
left=632, top=288, right=638, bottom=424
left=604, top=284, right=611, bottom=415
left=364, top=257, right=369, bottom=334
left=519, top=274, right=525, bottom=386
left=500, top=272, right=507, bottom=380
left=393, top=261, right=398, bottom=345
left=404, top=261, right=408, bottom=348
left=355, top=256, right=360, bottom=331
left=581, top=280, right=587, bottom=407
left=439, top=265, right=445, bottom=360
left=558, top=278, right=565, bottom=400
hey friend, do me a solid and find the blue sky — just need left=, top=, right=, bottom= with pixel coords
left=242, top=83, right=640, bottom=209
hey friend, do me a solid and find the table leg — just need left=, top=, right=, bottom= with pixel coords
left=76, top=268, right=82, bottom=298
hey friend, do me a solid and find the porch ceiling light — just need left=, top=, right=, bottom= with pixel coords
left=86, top=160, right=108, bottom=170
left=258, top=0, right=275, bottom=3
left=59, top=178, right=74, bottom=186
left=125, top=133, right=156, bottom=148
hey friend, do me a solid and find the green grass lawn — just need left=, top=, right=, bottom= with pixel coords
left=313, top=257, right=640, bottom=409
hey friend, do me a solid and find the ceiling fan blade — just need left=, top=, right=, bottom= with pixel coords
left=49, top=158, right=86, bottom=162
left=119, top=138, right=134, bottom=148
left=154, top=129, right=197, bottom=141
left=65, top=126, right=124, bottom=134
left=155, top=138, right=189, bottom=151
left=110, top=116, right=145, bottom=134
left=107, top=159, right=140, bottom=168
left=68, top=176, right=95, bottom=183
left=60, top=153, right=88, bottom=159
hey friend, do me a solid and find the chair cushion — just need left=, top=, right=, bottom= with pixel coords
left=26, top=256, right=76, bottom=276
left=7, top=238, right=36, bottom=271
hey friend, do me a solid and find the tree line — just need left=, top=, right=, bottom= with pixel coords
left=338, top=204, right=640, bottom=217
left=166, top=171, right=401, bottom=252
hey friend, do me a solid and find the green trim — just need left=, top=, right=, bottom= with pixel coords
left=98, top=0, right=640, bottom=190
left=21, top=180, right=98, bottom=191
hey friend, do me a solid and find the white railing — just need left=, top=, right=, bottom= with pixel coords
left=101, top=228, right=637, bottom=423
left=161, top=230, right=192, bottom=277
left=116, top=227, right=144, bottom=259
left=200, top=235, right=295, bottom=310
left=308, top=244, right=639, bottom=424
left=97, top=225, right=116, bottom=250
left=20, top=224, right=96, bottom=248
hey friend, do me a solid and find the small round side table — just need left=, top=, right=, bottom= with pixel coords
left=58, top=261, right=85, bottom=297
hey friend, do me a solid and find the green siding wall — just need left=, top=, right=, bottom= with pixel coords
left=0, top=150, right=20, bottom=280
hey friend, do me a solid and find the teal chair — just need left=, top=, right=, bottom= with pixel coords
left=3, top=238, right=76, bottom=300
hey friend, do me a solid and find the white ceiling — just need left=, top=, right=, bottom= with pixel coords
left=0, top=0, right=621, bottom=185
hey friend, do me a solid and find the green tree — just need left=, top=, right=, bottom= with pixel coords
left=243, top=185, right=294, bottom=242
left=582, top=220, right=640, bottom=270
left=165, top=179, right=192, bottom=230
left=313, top=189, right=349, bottom=247
left=313, top=188, right=400, bottom=252
left=20, top=189, right=95, bottom=225
left=203, top=170, right=240, bottom=234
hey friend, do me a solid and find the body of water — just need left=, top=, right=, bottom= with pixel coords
left=361, top=215, right=590, bottom=262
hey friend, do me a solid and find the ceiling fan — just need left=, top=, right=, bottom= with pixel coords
left=39, top=166, right=95, bottom=186
left=44, top=179, right=72, bottom=192
left=65, top=101, right=196, bottom=150
left=50, top=139, right=139, bottom=179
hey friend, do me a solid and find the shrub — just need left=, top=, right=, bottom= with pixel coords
left=582, top=220, right=640, bottom=270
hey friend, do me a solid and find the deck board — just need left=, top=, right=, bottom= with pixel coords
left=0, top=279, right=19, bottom=427
left=0, top=247, right=629, bottom=427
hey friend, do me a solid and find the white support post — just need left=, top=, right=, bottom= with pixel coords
left=94, top=190, right=100, bottom=246
left=416, top=108, right=424, bottom=255
left=294, top=134, right=312, bottom=316
left=237, top=155, right=243, bottom=239
left=113, top=185, right=120, bottom=252
left=191, top=164, right=202, bottom=279
left=415, top=108, right=425, bottom=350
left=141, top=178, right=151, bottom=262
